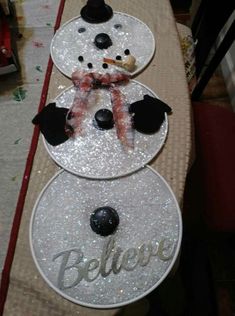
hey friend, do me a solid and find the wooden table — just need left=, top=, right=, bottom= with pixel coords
left=3, top=1, right=193, bottom=315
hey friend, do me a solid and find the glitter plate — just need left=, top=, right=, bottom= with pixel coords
left=43, top=80, right=168, bottom=179
left=50, top=12, right=155, bottom=77
left=30, top=166, right=182, bottom=309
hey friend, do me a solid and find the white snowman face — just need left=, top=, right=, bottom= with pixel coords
left=51, top=12, right=155, bottom=77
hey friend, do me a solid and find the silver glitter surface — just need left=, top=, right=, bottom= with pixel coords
left=50, top=12, right=155, bottom=77
left=44, top=80, right=168, bottom=179
left=30, top=167, right=182, bottom=308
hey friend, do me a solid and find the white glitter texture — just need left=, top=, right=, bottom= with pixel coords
left=30, top=167, right=181, bottom=308
left=44, top=81, right=168, bottom=179
left=50, top=13, right=155, bottom=77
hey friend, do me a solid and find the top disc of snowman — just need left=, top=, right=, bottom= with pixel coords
left=50, top=2, right=155, bottom=77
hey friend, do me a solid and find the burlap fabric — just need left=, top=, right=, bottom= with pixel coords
left=3, top=0, right=194, bottom=315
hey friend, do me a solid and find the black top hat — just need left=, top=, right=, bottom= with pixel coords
left=80, top=0, right=113, bottom=23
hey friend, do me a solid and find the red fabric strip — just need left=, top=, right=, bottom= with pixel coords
left=0, top=0, right=66, bottom=314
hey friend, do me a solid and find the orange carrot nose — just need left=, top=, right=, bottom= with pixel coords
left=103, top=57, right=117, bottom=65
left=103, top=55, right=136, bottom=72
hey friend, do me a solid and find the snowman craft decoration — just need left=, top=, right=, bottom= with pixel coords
left=33, top=0, right=172, bottom=179
left=30, top=0, right=181, bottom=309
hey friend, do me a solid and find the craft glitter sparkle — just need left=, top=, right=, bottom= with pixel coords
left=44, top=80, right=168, bottom=179
left=30, top=167, right=182, bottom=308
left=50, top=13, right=155, bottom=77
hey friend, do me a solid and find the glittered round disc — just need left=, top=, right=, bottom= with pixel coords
left=50, top=12, right=155, bottom=77
left=30, top=167, right=182, bottom=309
left=43, top=80, right=168, bottom=179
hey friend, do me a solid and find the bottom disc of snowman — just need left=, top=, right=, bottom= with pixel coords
left=30, top=167, right=182, bottom=309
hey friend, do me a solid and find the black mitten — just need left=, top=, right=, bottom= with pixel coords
left=32, top=102, right=69, bottom=146
left=129, top=95, right=172, bottom=134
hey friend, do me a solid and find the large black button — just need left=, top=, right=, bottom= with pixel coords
left=90, top=206, right=119, bottom=236
left=94, top=109, right=114, bottom=130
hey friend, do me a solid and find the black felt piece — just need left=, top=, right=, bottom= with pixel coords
left=32, top=102, right=69, bottom=146
left=129, top=95, right=172, bottom=134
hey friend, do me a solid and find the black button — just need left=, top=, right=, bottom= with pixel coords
left=93, top=108, right=114, bottom=130
left=90, top=206, right=119, bottom=236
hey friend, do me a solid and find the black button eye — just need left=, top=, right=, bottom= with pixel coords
left=78, top=27, right=86, bottom=33
left=116, top=55, right=122, bottom=60
left=114, top=24, right=122, bottom=30
left=124, top=49, right=130, bottom=55
left=78, top=56, right=84, bottom=62
left=87, top=63, right=93, bottom=69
